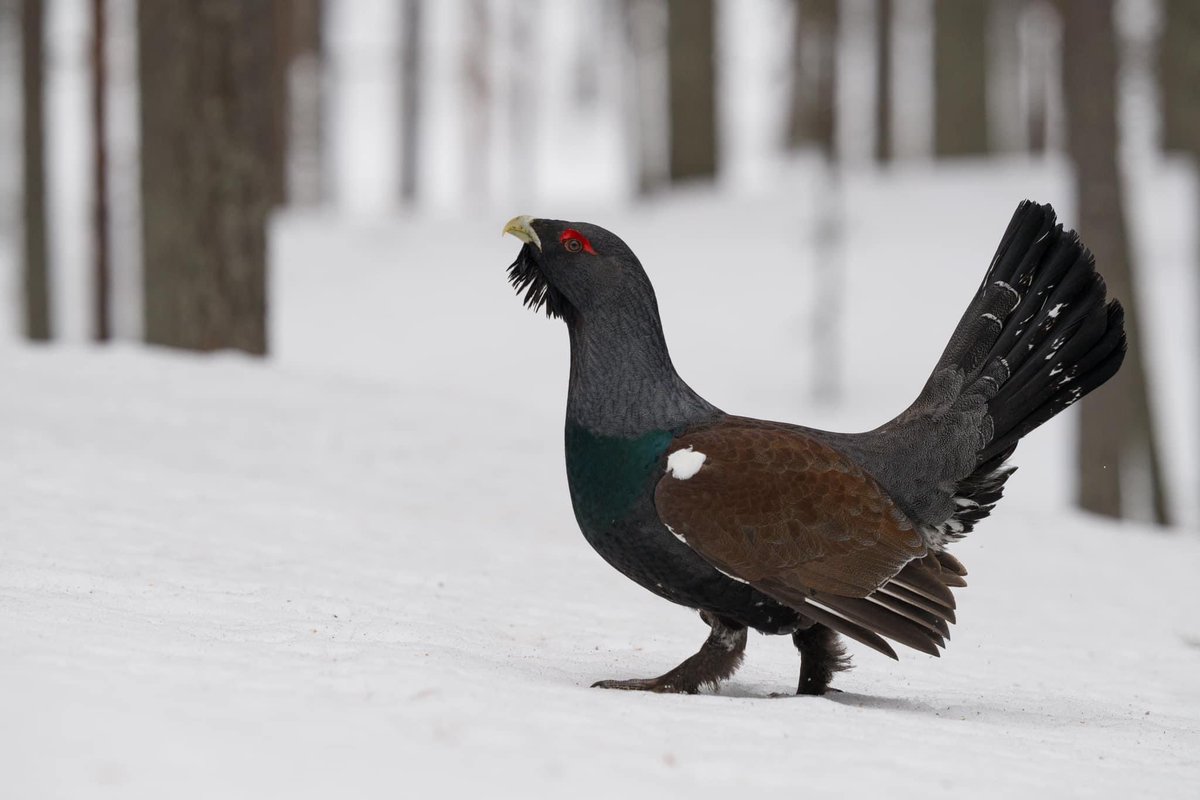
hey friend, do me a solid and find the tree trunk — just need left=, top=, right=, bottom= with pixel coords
left=989, top=0, right=1023, bottom=152
left=933, top=0, right=989, bottom=157
left=463, top=0, right=490, bottom=201
left=91, top=0, right=110, bottom=341
left=1160, top=0, right=1200, bottom=155
left=399, top=0, right=421, bottom=204
left=1023, top=0, right=1055, bottom=155
left=287, top=0, right=322, bottom=206
left=1060, top=0, right=1169, bottom=524
left=1159, top=0, right=1200, bottom=525
left=620, top=0, right=668, bottom=195
left=138, top=0, right=274, bottom=355
left=506, top=0, right=534, bottom=203
left=787, top=0, right=837, bottom=158
left=0, top=1, right=16, bottom=241
left=267, top=0, right=291, bottom=208
left=21, top=0, right=49, bottom=341
left=874, top=0, right=892, bottom=163
left=666, top=0, right=716, bottom=181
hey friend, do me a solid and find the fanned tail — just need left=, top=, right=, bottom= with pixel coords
left=919, top=201, right=1126, bottom=541
left=787, top=201, right=1126, bottom=658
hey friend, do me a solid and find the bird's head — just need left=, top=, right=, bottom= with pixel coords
left=503, top=215, right=651, bottom=322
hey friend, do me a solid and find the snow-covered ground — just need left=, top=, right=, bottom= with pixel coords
left=3, top=347, right=1199, bottom=798
left=3, top=161, right=1200, bottom=797
left=3, top=1, right=1198, bottom=794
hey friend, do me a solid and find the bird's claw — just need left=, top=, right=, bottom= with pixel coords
left=591, top=677, right=698, bottom=694
left=767, top=686, right=842, bottom=698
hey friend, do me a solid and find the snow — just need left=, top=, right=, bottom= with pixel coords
left=2, top=3, right=1198, bottom=791
left=2, top=343, right=1199, bottom=798
left=666, top=447, right=707, bottom=480
left=4, top=163, right=1200, bottom=796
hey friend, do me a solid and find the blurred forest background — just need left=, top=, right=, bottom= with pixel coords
left=0, top=0, right=1196, bottom=531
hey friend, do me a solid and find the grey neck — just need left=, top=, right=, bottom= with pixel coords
left=565, top=290, right=718, bottom=437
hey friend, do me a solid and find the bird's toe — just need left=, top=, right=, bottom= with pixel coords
left=591, top=677, right=695, bottom=694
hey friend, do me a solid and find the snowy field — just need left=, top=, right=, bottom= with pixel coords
left=3, top=161, right=1200, bottom=797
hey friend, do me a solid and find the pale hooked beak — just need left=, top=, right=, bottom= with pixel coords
left=503, top=215, right=541, bottom=250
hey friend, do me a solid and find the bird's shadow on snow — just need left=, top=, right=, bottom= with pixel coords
left=719, top=684, right=935, bottom=714
left=823, top=691, right=940, bottom=714
left=716, top=684, right=1077, bottom=725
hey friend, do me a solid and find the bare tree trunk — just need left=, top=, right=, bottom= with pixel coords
left=1022, top=0, right=1055, bottom=155
left=138, top=0, right=274, bottom=355
left=506, top=0, right=535, bottom=203
left=267, top=0, right=291, bottom=207
left=463, top=0, right=490, bottom=201
left=933, top=0, right=989, bottom=156
left=287, top=0, right=322, bottom=206
left=91, top=0, right=110, bottom=341
left=1160, top=0, right=1200, bottom=155
left=1159, top=0, right=1200, bottom=525
left=571, top=0, right=601, bottom=107
left=666, top=0, right=716, bottom=181
left=21, top=0, right=49, bottom=341
left=621, top=0, right=668, bottom=195
left=989, top=0, right=1023, bottom=152
left=784, top=0, right=843, bottom=400
left=0, top=1, right=16, bottom=242
left=787, top=0, right=837, bottom=157
left=874, top=0, right=892, bottom=163
left=399, top=0, right=421, bottom=204
left=1060, top=0, right=1169, bottom=524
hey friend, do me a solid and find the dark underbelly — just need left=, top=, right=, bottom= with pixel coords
left=576, top=493, right=802, bottom=634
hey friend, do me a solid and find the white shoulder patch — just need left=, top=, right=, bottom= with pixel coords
left=666, top=447, right=707, bottom=480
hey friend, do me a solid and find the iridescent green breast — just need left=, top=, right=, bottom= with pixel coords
left=564, top=423, right=674, bottom=531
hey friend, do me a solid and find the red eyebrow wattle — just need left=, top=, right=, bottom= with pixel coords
left=560, top=229, right=597, bottom=255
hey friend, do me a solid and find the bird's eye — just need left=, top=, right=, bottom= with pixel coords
left=560, top=229, right=596, bottom=255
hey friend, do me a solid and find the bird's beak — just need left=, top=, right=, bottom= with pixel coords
left=503, top=215, right=542, bottom=250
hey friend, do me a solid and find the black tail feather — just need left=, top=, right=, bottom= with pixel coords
left=828, top=201, right=1126, bottom=547
left=947, top=201, right=1126, bottom=521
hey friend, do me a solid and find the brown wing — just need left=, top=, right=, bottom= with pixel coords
left=655, top=417, right=967, bottom=658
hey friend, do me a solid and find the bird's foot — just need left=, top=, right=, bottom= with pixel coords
left=793, top=624, right=852, bottom=697
left=592, top=615, right=748, bottom=695
left=591, top=675, right=701, bottom=694
left=767, top=686, right=842, bottom=699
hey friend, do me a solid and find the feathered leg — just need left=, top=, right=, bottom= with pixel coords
left=793, top=623, right=851, bottom=695
left=592, top=611, right=747, bottom=694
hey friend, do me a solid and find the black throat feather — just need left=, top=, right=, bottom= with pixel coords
left=507, top=244, right=574, bottom=321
